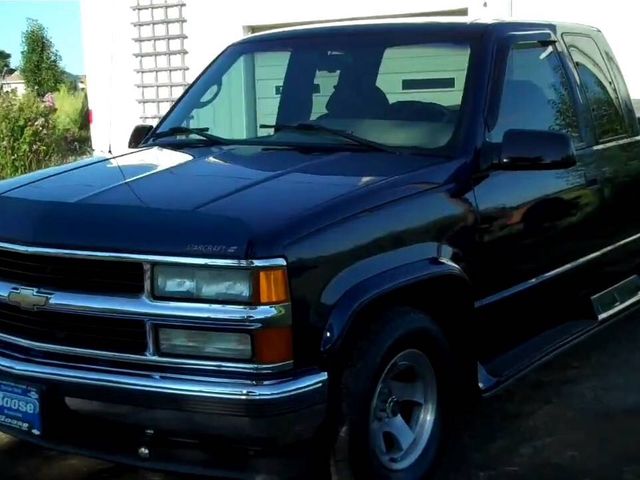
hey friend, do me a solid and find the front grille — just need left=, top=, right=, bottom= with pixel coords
left=0, top=248, right=145, bottom=294
left=0, top=303, right=147, bottom=355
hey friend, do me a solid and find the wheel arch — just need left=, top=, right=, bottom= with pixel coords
left=320, top=253, right=475, bottom=363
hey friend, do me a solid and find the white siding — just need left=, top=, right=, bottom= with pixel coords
left=80, top=0, right=139, bottom=154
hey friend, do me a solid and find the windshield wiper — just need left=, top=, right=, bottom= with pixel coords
left=260, top=123, right=398, bottom=154
left=147, top=126, right=228, bottom=145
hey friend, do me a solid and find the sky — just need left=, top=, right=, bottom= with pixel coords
left=0, top=0, right=83, bottom=75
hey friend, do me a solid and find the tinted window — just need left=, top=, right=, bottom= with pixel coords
left=489, top=44, right=581, bottom=143
left=564, top=34, right=627, bottom=140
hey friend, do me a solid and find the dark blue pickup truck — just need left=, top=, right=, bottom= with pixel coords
left=0, top=18, right=639, bottom=480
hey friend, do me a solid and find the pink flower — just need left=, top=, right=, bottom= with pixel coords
left=43, top=93, right=56, bottom=108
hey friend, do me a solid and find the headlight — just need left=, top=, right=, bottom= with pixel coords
left=153, top=265, right=252, bottom=303
left=158, top=328, right=252, bottom=360
left=153, top=265, right=290, bottom=304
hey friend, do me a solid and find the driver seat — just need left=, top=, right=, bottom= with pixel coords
left=322, top=85, right=389, bottom=119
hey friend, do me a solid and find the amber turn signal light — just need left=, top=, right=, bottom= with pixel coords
left=253, top=326, right=293, bottom=364
left=256, top=268, right=289, bottom=304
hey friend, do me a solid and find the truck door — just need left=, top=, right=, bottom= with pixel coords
left=471, top=32, right=606, bottom=363
left=560, top=32, right=640, bottom=297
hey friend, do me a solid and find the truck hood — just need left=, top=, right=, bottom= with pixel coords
left=0, top=145, right=443, bottom=257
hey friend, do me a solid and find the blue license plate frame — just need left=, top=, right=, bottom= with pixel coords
left=0, top=379, right=42, bottom=436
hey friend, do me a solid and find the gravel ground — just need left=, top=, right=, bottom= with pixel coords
left=2, top=314, right=640, bottom=480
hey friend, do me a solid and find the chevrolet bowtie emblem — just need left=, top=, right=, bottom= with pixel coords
left=7, top=287, right=52, bottom=311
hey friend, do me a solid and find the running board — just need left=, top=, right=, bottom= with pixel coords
left=479, top=320, right=595, bottom=395
left=592, top=275, right=640, bottom=322
left=479, top=275, right=640, bottom=396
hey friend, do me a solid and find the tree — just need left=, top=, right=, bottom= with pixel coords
left=20, top=19, right=63, bottom=96
left=0, top=50, right=11, bottom=73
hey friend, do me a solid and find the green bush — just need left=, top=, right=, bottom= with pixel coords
left=0, top=91, right=62, bottom=179
left=53, top=85, right=91, bottom=157
left=0, top=87, right=93, bottom=180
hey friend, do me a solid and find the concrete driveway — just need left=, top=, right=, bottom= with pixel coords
left=2, top=313, right=640, bottom=480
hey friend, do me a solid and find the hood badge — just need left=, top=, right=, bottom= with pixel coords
left=7, top=287, right=52, bottom=311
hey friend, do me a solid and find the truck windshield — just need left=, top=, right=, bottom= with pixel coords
left=151, top=33, right=472, bottom=153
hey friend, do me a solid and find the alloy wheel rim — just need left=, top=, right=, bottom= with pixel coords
left=369, top=349, right=438, bottom=470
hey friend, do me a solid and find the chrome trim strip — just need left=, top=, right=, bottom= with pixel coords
left=145, top=321, right=157, bottom=357
left=0, top=353, right=327, bottom=400
left=475, top=232, right=640, bottom=308
left=0, top=332, right=293, bottom=373
left=0, top=280, right=290, bottom=325
left=0, top=241, right=286, bottom=268
left=597, top=293, right=640, bottom=322
left=591, top=275, right=640, bottom=321
left=591, top=135, right=640, bottom=151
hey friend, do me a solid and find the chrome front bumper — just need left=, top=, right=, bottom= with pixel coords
left=0, top=352, right=328, bottom=401
left=0, top=349, right=329, bottom=445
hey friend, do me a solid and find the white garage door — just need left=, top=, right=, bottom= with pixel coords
left=376, top=44, right=469, bottom=107
left=255, top=52, right=291, bottom=133
left=252, top=44, right=469, bottom=130
left=254, top=52, right=339, bottom=134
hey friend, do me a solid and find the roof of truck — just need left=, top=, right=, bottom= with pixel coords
left=241, top=17, right=600, bottom=42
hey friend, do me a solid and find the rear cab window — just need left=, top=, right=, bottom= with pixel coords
left=562, top=34, right=629, bottom=142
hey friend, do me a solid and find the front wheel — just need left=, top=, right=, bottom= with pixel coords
left=369, top=348, right=438, bottom=471
left=332, top=307, right=457, bottom=480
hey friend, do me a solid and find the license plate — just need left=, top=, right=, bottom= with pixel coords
left=0, top=379, right=42, bottom=436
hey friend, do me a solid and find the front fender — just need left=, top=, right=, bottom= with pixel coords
left=319, top=243, right=468, bottom=352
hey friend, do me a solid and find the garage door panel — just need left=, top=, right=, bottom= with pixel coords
left=379, top=46, right=468, bottom=59
left=376, top=45, right=470, bottom=108
left=254, top=66, right=290, bottom=81
left=256, top=80, right=284, bottom=99
left=256, top=97, right=281, bottom=113
left=254, top=52, right=290, bottom=129
left=254, top=52, right=291, bottom=67
left=379, top=56, right=469, bottom=74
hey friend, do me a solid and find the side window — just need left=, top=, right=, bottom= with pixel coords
left=563, top=34, right=627, bottom=141
left=489, top=43, right=581, bottom=144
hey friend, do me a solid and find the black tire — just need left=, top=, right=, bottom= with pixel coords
left=331, top=307, right=459, bottom=480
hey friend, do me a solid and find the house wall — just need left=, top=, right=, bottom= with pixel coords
left=80, top=0, right=138, bottom=155
left=0, top=82, right=26, bottom=95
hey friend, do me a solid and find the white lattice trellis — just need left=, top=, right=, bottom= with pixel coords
left=132, top=0, right=189, bottom=122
